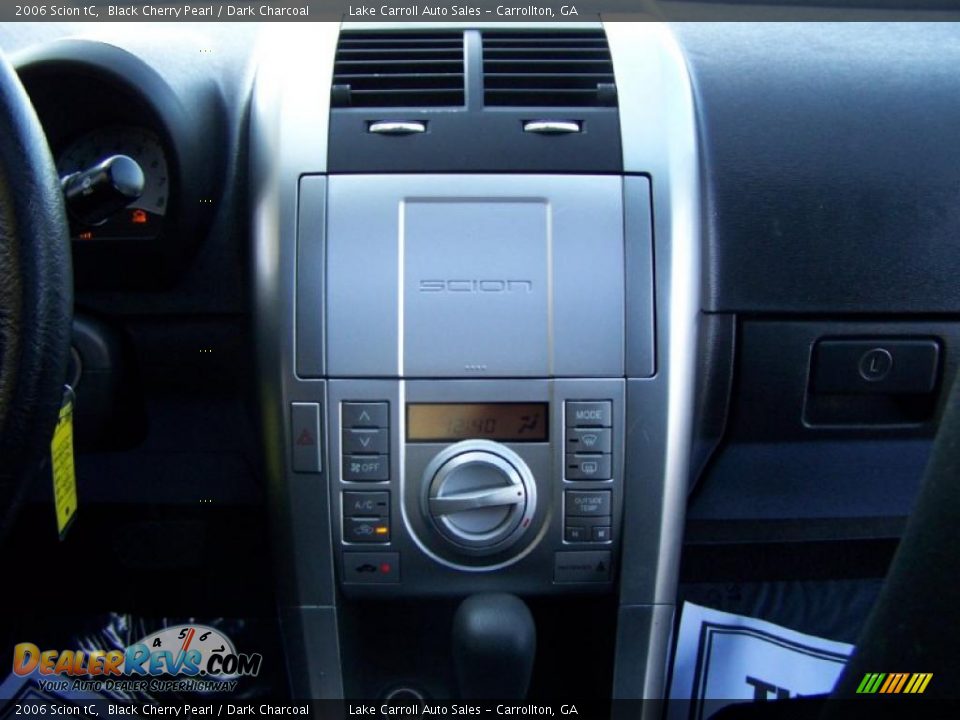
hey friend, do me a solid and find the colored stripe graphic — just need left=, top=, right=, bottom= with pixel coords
left=857, top=672, right=932, bottom=694
left=905, top=673, right=933, bottom=694
left=892, top=673, right=909, bottom=693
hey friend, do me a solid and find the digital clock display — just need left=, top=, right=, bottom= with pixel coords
left=407, top=403, right=548, bottom=442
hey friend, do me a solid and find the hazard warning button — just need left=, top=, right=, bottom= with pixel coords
left=291, top=402, right=322, bottom=473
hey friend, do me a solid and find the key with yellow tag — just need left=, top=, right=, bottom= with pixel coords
left=50, top=386, right=77, bottom=540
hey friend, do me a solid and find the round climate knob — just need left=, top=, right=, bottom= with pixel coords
left=422, top=440, right=537, bottom=556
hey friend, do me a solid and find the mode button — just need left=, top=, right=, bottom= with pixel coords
left=565, top=401, right=612, bottom=428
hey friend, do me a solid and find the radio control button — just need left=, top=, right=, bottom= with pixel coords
left=343, top=428, right=388, bottom=454
left=343, top=491, right=389, bottom=517
left=565, top=453, right=612, bottom=480
left=566, top=490, right=611, bottom=517
left=343, top=402, right=389, bottom=428
left=565, top=401, right=612, bottom=428
left=565, top=428, right=612, bottom=454
left=343, top=454, right=389, bottom=481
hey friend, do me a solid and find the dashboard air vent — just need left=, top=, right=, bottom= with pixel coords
left=332, top=31, right=465, bottom=108
left=482, top=30, right=617, bottom=108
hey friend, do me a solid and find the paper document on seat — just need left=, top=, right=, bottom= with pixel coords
left=668, top=601, right=854, bottom=719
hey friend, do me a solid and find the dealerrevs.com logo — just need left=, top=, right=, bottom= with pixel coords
left=12, top=624, right=262, bottom=693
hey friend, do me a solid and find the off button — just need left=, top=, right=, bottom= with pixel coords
left=343, top=455, right=389, bottom=481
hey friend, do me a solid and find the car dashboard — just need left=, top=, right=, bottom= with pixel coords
left=2, top=13, right=960, bottom=708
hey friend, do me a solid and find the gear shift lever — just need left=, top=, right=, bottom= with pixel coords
left=452, top=593, right=536, bottom=699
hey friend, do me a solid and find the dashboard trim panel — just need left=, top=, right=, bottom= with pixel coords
left=606, top=20, right=701, bottom=702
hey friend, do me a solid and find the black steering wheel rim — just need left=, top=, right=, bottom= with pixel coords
left=825, top=365, right=960, bottom=704
left=0, top=48, right=72, bottom=539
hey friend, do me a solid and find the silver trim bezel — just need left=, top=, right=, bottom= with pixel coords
left=605, top=20, right=701, bottom=701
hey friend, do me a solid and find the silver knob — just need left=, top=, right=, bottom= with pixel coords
left=422, top=440, right=537, bottom=555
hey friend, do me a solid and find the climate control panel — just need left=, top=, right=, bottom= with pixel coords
left=327, top=378, right=625, bottom=597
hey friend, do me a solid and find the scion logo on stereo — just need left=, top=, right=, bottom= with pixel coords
left=418, top=279, right=533, bottom=293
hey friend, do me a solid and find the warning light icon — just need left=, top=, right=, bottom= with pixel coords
left=295, top=429, right=315, bottom=446
left=131, top=209, right=148, bottom=224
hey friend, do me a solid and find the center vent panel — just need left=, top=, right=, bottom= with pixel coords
left=332, top=31, right=465, bottom=108
left=328, top=28, right=621, bottom=173
left=482, top=30, right=617, bottom=108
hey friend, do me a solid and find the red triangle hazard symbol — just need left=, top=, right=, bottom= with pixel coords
left=296, top=429, right=315, bottom=446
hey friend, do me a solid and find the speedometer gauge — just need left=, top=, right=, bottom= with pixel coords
left=57, top=126, right=170, bottom=240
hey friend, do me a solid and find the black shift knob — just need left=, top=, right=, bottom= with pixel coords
left=452, top=593, right=536, bottom=699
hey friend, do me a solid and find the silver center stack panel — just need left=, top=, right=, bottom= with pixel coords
left=251, top=21, right=699, bottom=707
left=324, top=175, right=625, bottom=378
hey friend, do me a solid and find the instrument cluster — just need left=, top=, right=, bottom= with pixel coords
left=14, top=37, right=222, bottom=289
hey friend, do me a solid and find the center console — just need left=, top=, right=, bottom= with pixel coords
left=251, top=21, right=699, bottom=708
left=319, top=173, right=630, bottom=594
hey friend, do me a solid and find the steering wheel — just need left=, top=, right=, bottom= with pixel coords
left=827, top=365, right=960, bottom=703
left=0, top=50, right=73, bottom=538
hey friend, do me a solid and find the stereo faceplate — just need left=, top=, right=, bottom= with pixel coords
left=324, top=175, right=625, bottom=379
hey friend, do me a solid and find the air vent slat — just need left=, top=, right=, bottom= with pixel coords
left=336, top=61, right=464, bottom=69
left=482, top=30, right=616, bottom=108
left=338, top=49, right=463, bottom=57
left=485, top=74, right=613, bottom=90
left=484, top=35, right=605, bottom=43
left=350, top=90, right=464, bottom=97
left=339, top=34, right=460, bottom=43
left=332, top=31, right=465, bottom=108
left=338, top=78, right=463, bottom=91
left=485, top=48, right=610, bottom=57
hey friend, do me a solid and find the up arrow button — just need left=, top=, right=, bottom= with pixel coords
left=343, top=402, right=389, bottom=428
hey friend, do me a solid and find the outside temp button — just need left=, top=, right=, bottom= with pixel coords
left=566, top=490, right=611, bottom=517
